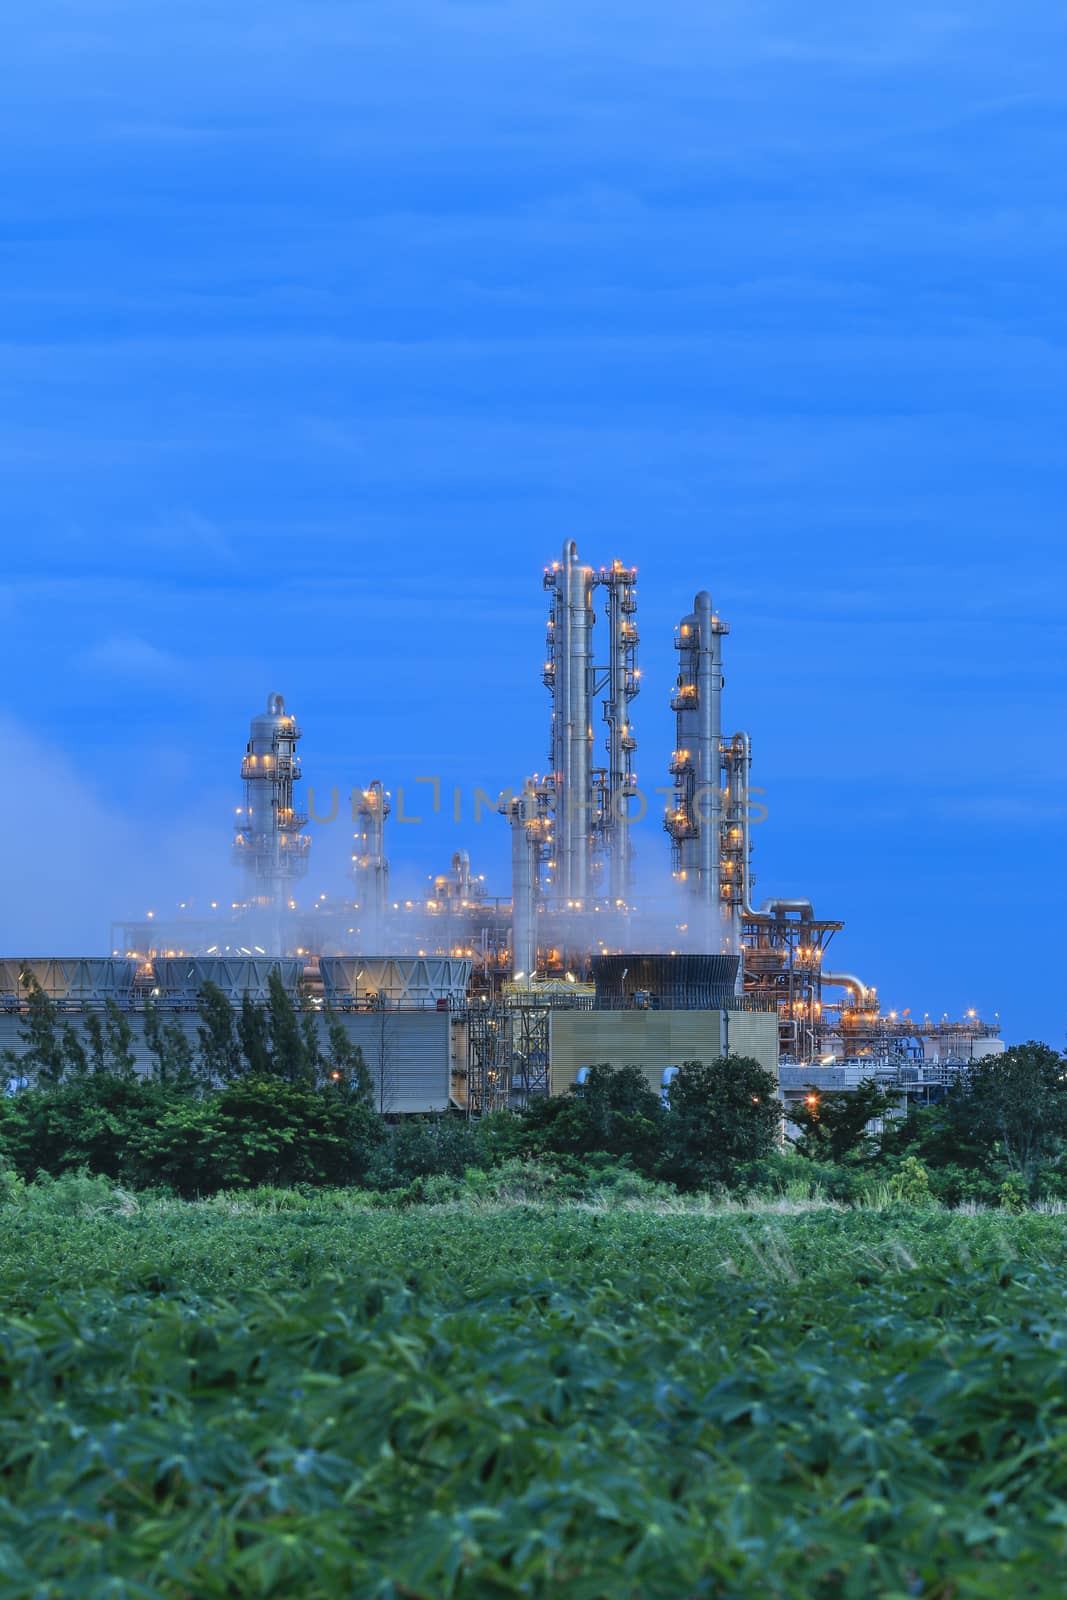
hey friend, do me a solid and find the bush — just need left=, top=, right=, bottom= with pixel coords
left=661, top=1057, right=781, bottom=1190
left=925, top=1163, right=1002, bottom=1208
left=734, top=1151, right=862, bottom=1203
left=473, top=1155, right=665, bottom=1205
left=518, top=1064, right=667, bottom=1176
left=370, top=1115, right=487, bottom=1190
left=0, top=1162, right=25, bottom=1206
left=0, top=1073, right=163, bottom=1180
left=998, top=1173, right=1029, bottom=1213
left=470, top=1109, right=529, bottom=1166
left=382, top=1156, right=676, bottom=1208
left=20, top=1168, right=134, bottom=1218
left=887, top=1156, right=933, bottom=1205
left=129, top=1079, right=385, bottom=1196
left=1033, top=1156, right=1067, bottom=1203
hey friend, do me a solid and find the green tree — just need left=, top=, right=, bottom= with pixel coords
left=471, top=1108, right=528, bottom=1166
left=144, top=998, right=198, bottom=1088
left=323, top=1016, right=372, bottom=1100
left=124, top=1096, right=227, bottom=1195
left=520, top=1063, right=667, bottom=1176
left=16, top=976, right=65, bottom=1085
left=375, top=1114, right=486, bottom=1187
left=889, top=1155, right=933, bottom=1204
left=267, top=969, right=310, bottom=1082
left=160, top=1020, right=197, bottom=1087
left=60, top=1024, right=89, bottom=1077
left=299, top=979, right=323, bottom=1081
left=946, top=1041, right=1067, bottom=1182
left=83, top=1013, right=107, bottom=1075
left=662, top=1056, right=781, bottom=1190
left=237, top=992, right=272, bottom=1076
left=104, top=998, right=137, bottom=1077
left=0, top=1047, right=19, bottom=1089
left=130, top=1078, right=385, bottom=1195
left=196, top=981, right=241, bottom=1081
left=790, top=1077, right=900, bottom=1163
left=299, top=1003, right=323, bottom=1085
left=0, top=1073, right=161, bottom=1180
left=142, top=994, right=163, bottom=1069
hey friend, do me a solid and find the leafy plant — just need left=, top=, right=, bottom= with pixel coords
left=998, top=1173, right=1029, bottom=1212
left=0, top=1198, right=1065, bottom=1597
left=888, top=1154, right=933, bottom=1204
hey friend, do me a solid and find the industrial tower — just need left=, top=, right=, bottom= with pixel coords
left=232, top=692, right=310, bottom=942
left=541, top=540, right=639, bottom=910
left=352, top=781, right=391, bottom=946
left=665, top=591, right=731, bottom=953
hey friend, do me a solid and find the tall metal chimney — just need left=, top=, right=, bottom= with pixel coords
left=504, top=784, right=544, bottom=979
left=352, top=780, right=390, bottom=946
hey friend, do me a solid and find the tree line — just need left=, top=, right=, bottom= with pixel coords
left=4, top=972, right=368, bottom=1091
left=2, top=976, right=1064, bottom=1204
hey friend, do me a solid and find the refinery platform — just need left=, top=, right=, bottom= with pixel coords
left=0, top=542, right=1000, bottom=1110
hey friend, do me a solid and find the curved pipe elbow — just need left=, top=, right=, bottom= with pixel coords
left=757, top=897, right=816, bottom=922
left=821, top=972, right=872, bottom=1006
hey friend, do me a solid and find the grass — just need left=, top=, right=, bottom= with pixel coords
left=0, top=1185, right=1065, bottom=1596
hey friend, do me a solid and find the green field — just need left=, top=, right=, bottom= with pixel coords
left=1, top=1192, right=1065, bottom=1597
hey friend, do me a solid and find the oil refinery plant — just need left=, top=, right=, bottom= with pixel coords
left=0, top=542, right=1002, bottom=1112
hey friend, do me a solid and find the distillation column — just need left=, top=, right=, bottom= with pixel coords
left=352, top=781, right=390, bottom=947
left=721, top=731, right=753, bottom=973
left=665, top=594, right=729, bottom=950
left=601, top=561, right=639, bottom=905
left=543, top=540, right=595, bottom=908
left=233, top=692, right=311, bottom=942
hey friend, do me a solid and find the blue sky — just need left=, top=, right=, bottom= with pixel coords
left=1, top=1, right=1064, bottom=1044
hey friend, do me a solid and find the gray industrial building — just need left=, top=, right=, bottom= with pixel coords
left=0, top=956, right=463, bottom=1114
left=0, top=952, right=777, bottom=1114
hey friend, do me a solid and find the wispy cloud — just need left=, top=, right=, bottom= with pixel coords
left=0, top=717, right=227, bottom=949
left=80, top=635, right=184, bottom=681
left=137, top=509, right=237, bottom=566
